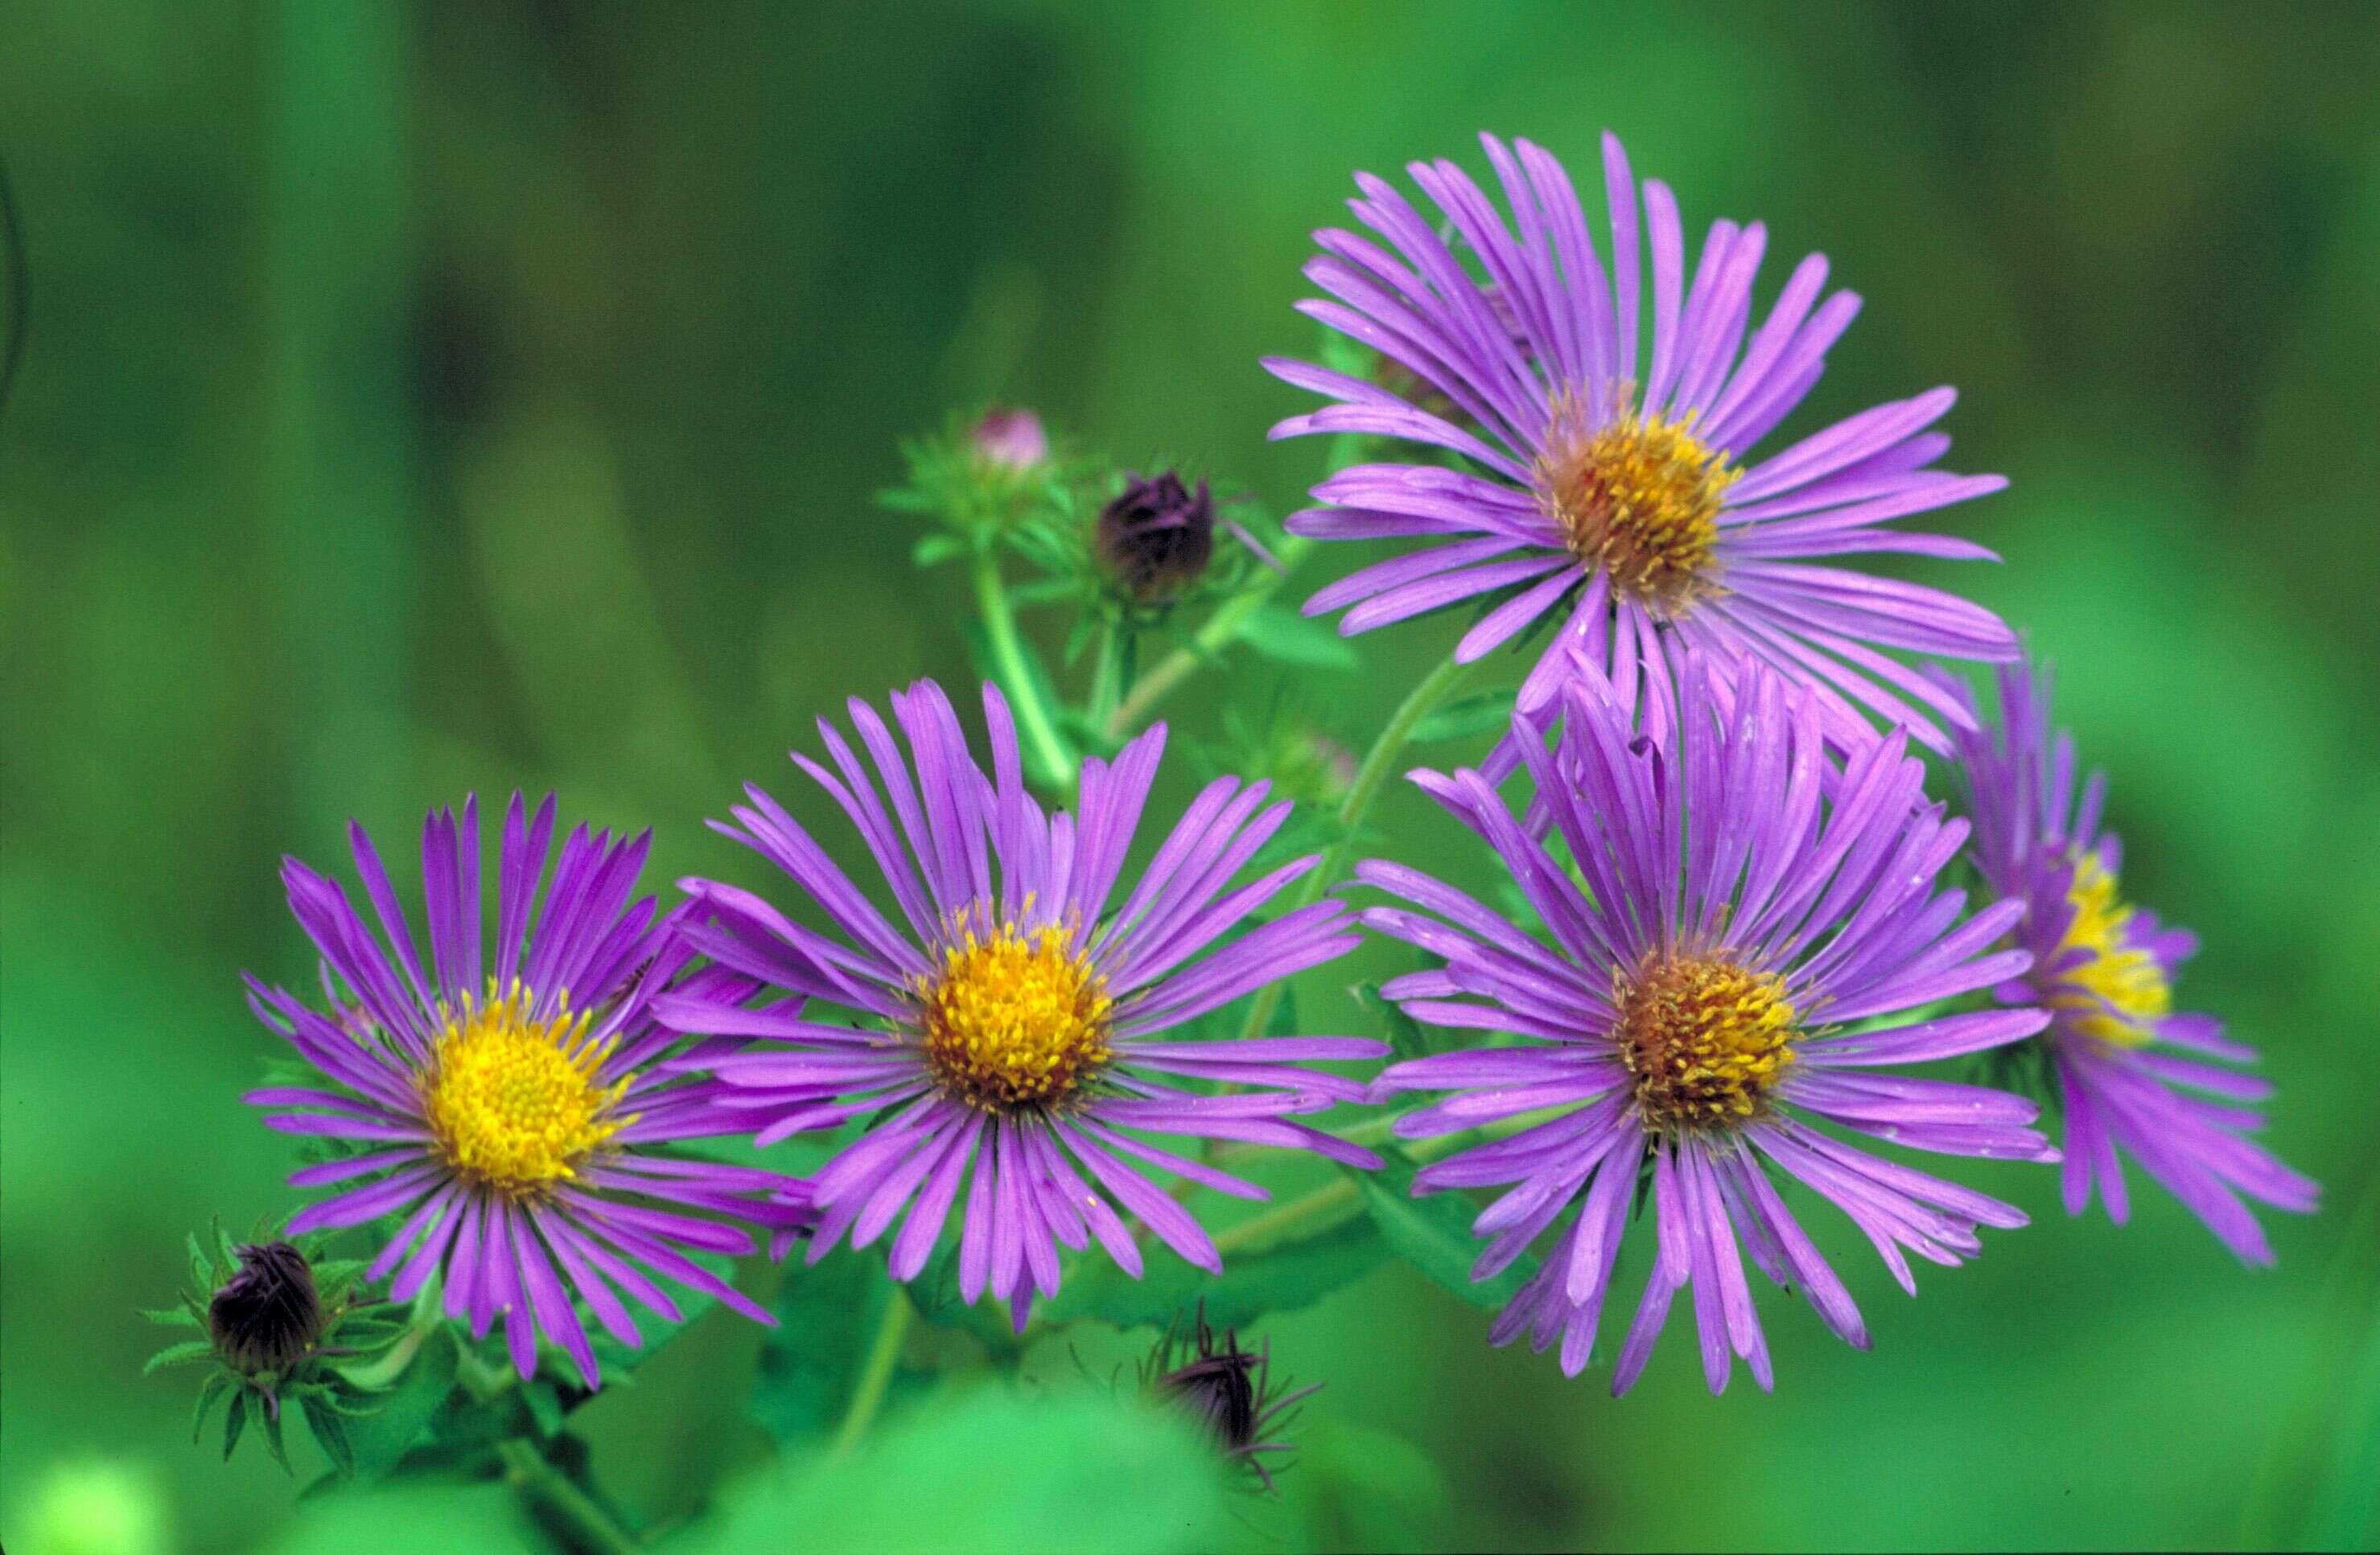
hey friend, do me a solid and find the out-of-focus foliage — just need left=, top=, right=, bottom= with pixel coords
left=3, top=2, right=2377, bottom=1551
left=693, top=1386, right=1237, bottom=1555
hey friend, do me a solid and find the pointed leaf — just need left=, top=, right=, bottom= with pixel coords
left=1036, top=1213, right=1388, bottom=1335
left=1352, top=981, right=1430, bottom=1061
left=1406, top=690, right=1517, bottom=746
left=193, top=1374, right=230, bottom=1442
left=1357, top=1159, right=1535, bottom=1309
left=336, top=1325, right=461, bottom=1481
left=145, top=1339, right=217, bottom=1374
left=261, top=1401, right=293, bottom=1473
left=521, top=1376, right=565, bottom=1440
left=302, top=1397, right=358, bottom=1478
left=1237, top=602, right=1358, bottom=669
left=749, top=1253, right=922, bottom=1450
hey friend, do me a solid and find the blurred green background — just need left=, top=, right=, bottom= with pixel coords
left=6, top=2, right=2378, bottom=1550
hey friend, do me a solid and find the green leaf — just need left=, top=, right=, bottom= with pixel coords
left=908, top=1240, right=1030, bottom=1352
left=693, top=1385, right=1233, bottom=1555
left=1357, top=1159, right=1534, bottom=1309
left=1036, top=1212, right=1388, bottom=1335
left=144, top=1339, right=216, bottom=1374
left=1237, top=602, right=1358, bottom=670
left=193, top=1373, right=230, bottom=1442
left=587, top=1280, right=719, bottom=1384
left=1351, top=980, right=1429, bottom=1061
left=142, top=1305, right=203, bottom=1329
left=187, top=1232, right=216, bottom=1290
left=749, top=1253, right=920, bottom=1450
left=261, top=1398, right=293, bottom=1473
left=312, top=1258, right=368, bottom=1306
left=1265, top=979, right=1299, bottom=1039
left=911, top=533, right=966, bottom=568
left=303, top=1396, right=358, bottom=1478
left=336, top=1325, right=461, bottom=1481
left=224, top=1388, right=250, bottom=1460
left=1406, top=689, right=1517, bottom=745
left=521, top=1376, right=565, bottom=1440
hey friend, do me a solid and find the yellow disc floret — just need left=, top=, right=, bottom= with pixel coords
left=2053, top=854, right=2170, bottom=1047
left=918, top=920, right=1113, bottom=1111
left=1616, top=953, right=1800, bottom=1132
left=1538, top=387, right=1739, bottom=613
left=422, top=985, right=629, bottom=1195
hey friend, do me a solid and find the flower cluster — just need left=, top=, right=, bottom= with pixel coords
left=179, top=128, right=2314, bottom=1521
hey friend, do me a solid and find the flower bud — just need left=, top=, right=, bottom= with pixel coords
left=1097, top=471, right=1215, bottom=603
left=1143, top=1303, right=1319, bottom=1491
left=208, top=1241, right=327, bottom=1375
left=969, top=406, right=1048, bottom=473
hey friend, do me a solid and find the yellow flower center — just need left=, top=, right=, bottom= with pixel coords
left=2053, top=854, right=2170, bottom=1047
left=918, top=920, right=1113, bottom=1110
left=1538, top=388, right=1738, bottom=613
left=1616, top=954, right=1799, bottom=1132
left=421, top=985, right=629, bottom=1195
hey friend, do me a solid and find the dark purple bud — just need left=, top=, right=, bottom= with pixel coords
left=1144, top=1303, right=1320, bottom=1492
left=208, top=1242, right=326, bottom=1375
left=1097, top=471, right=1215, bottom=603
left=1158, top=1338, right=1262, bottom=1450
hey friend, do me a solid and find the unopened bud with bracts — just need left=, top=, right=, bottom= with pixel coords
left=970, top=405, right=1049, bottom=473
left=1142, top=1302, right=1320, bottom=1492
left=146, top=1220, right=405, bottom=1474
left=208, top=1241, right=327, bottom=1376
left=1097, top=471, right=1216, bottom=604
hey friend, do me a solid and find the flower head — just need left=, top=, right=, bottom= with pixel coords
left=1267, top=131, right=2016, bottom=756
left=1937, top=660, right=2319, bottom=1261
left=659, top=679, right=1384, bottom=1328
left=245, top=796, right=817, bottom=1389
left=1369, top=656, right=2053, bottom=1394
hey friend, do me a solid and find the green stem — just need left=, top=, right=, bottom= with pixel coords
left=829, top=1290, right=915, bottom=1459
left=1212, top=1108, right=1567, bottom=1181
left=1101, top=430, right=1377, bottom=741
left=1236, top=651, right=1482, bottom=1042
left=1085, top=619, right=1122, bottom=731
left=972, top=547, right=1077, bottom=792
left=1213, top=1178, right=1362, bottom=1257
left=496, top=1438, right=644, bottom=1555
left=1206, top=1108, right=1551, bottom=1256
left=1103, top=533, right=1316, bottom=740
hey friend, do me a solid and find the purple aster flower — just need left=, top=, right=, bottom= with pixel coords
left=657, top=678, right=1385, bottom=1329
left=1936, top=660, right=2319, bottom=1261
left=244, top=796, right=817, bottom=1389
left=1266, top=130, right=2017, bottom=755
left=1368, top=656, right=2054, bottom=1394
